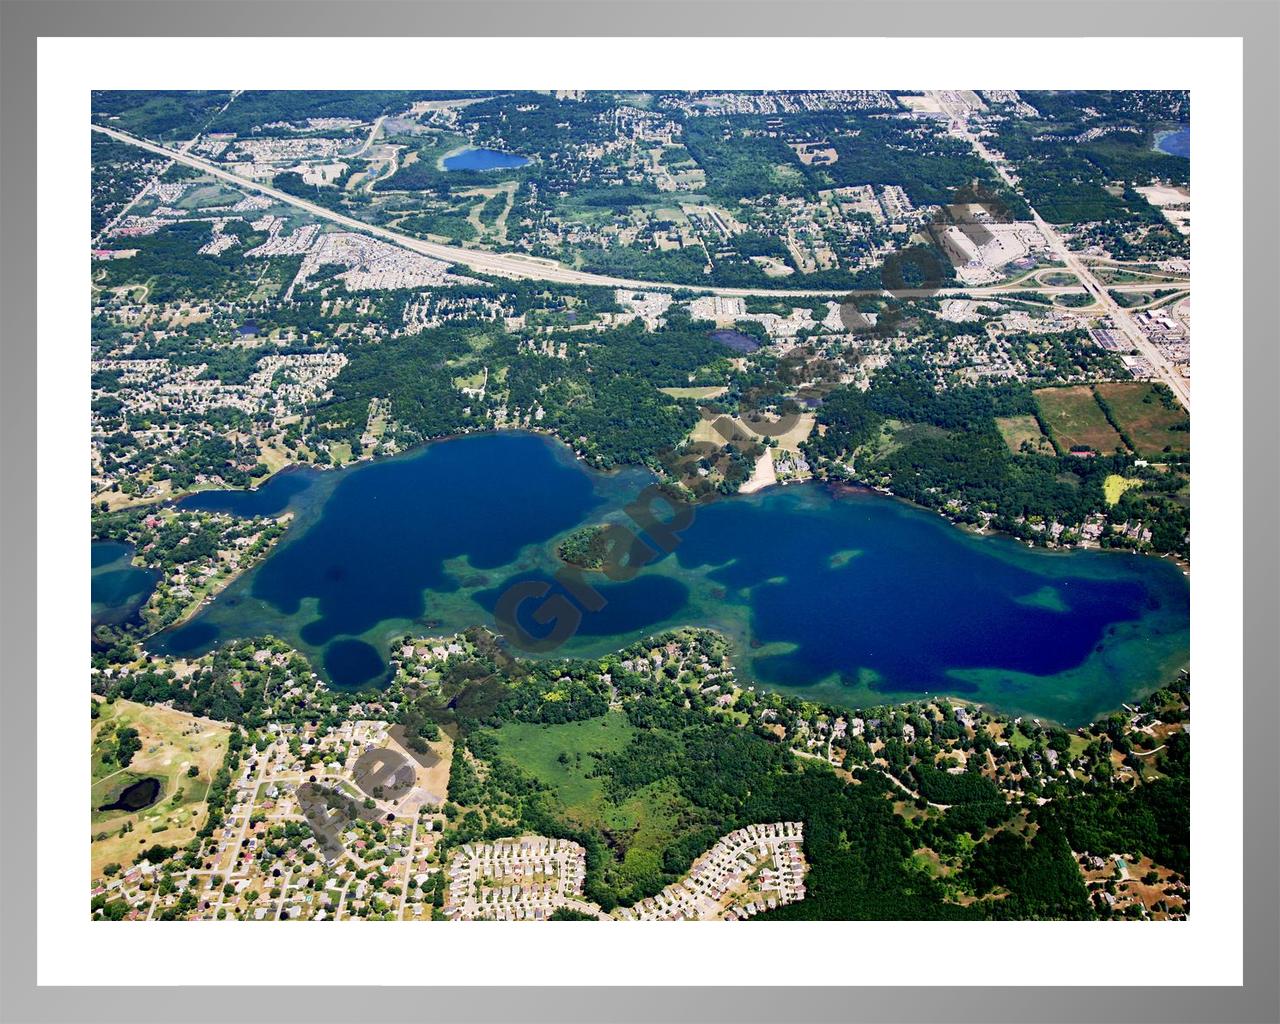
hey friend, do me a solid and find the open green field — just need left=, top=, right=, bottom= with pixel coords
left=995, top=414, right=1053, bottom=456
left=1051, top=291, right=1097, bottom=309
left=1108, top=289, right=1150, bottom=309
left=1034, top=386, right=1127, bottom=454
left=1038, top=271, right=1079, bottom=287
left=487, top=712, right=637, bottom=810
left=876, top=419, right=949, bottom=457
left=1090, top=264, right=1188, bottom=286
left=1094, top=382, right=1191, bottom=458
left=485, top=712, right=705, bottom=898
left=91, top=698, right=230, bottom=878
left=176, top=182, right=246, bottom=211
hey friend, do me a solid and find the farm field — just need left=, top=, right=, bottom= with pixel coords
left=1094, top=382, right=1191, bottom=458
left=90, top=698, right=230, bottom=878
left=1033, top=385, right=1127, bottom=454
left=995, top=414, right=1054, bottom=456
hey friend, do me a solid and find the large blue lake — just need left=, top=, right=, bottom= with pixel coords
left=146, top=432, right=1189, bottom=724
left=443, top=147, right=530, bottom=171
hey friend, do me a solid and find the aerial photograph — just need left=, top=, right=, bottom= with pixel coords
left=88, top=88, right=1191, bottom=924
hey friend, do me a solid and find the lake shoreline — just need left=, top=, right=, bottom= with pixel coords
left=123, top=423, right=1188, bottom=579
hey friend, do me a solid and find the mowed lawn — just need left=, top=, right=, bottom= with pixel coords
left=91, top=698, right=230, bottom=878
left=1094, top=382, right=1190, bottom=458
left=1033, top=386, right=1127, bottom=453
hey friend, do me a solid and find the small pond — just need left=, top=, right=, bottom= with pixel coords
left=98, top=776, right=163, bottom=813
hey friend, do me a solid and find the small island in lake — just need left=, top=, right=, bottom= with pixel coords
left=556, top=524, right=613, bottom=570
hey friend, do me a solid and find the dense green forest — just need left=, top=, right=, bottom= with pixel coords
left=992, top=91, right=1189, bottom=228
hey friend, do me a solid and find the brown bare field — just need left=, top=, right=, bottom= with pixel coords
left=1034, top=386, right=1127, bottom=453
left=659, top=385, right=728, bottom=400
left=1094, top=382, right=1191, bottom=458
left=687, top=410, right=814, bottom=454
left=386, top=725, right=454, bottom=806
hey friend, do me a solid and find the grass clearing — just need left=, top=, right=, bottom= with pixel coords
left=876, top=419, right=949, bottom=457
left=1006, top=728, right=1033, bottom=753
left=486, top=712, right=638, bottom=812
left=484, top=713, right=707, bottom=897
left=995, top=414, right=1053, bottom=456
left=176, top=182, right=245, bottom=210
left=1034, top=386, right=1127, bottom=454
left=1039, top=271, right=1079, bottom=287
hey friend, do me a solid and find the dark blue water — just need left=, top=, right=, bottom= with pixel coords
left=673, top=489, right=1167, bottom=698
left=443, top=147, right=530, bottom=171
left=92, top=541, right=159, bottom=628
left=97, top=776, right=162, bottom=813
left=1155, top=126, right=1189, bottom=158
left=710, top=329, right=761, bottom=354
left=155, top=433, right=612, bottom=682
left=148, top=432, right=1189, bottom=723
left=179, top=467, right=315, bottom=517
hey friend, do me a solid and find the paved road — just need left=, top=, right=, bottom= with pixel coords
left=345, top=115, right=385, bottom=160
left=92, top=127, right=204, bottom=246
left=1030, top=212, right=1191, bottom=410
left=92, top=122, right=1183, bottom=307
left=928, top=91, right=1190, bottom=411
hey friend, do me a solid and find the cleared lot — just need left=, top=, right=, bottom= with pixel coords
left=995, top=414, right=1054, bottom=456
left=1033, top=385, right=1127, bottom=454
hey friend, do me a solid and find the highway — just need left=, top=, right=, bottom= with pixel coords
left=93, top=122, right=1189, bottom=316
left=94, top=123, right=854, bottom=297
left=1029, top=211, right=1192, bottom=410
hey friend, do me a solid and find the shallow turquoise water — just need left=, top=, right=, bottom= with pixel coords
left=146, top=432, right=1189, bottom=724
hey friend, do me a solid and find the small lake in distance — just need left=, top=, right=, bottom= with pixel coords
left=443, top=147, right=531, bottom=171
left=1154, top=125, right=1190, bottom=158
